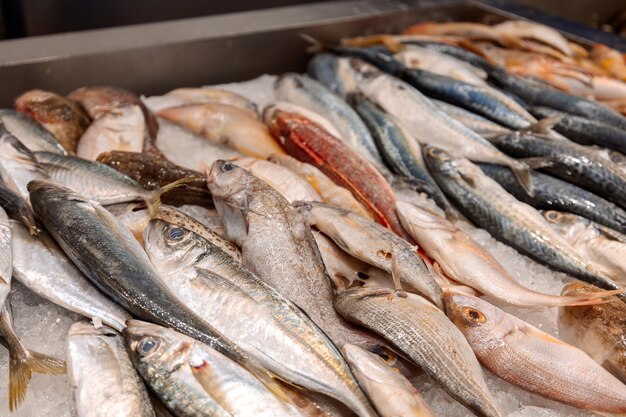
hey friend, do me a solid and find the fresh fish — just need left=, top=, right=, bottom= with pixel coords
left=233, top=157, right=322, bottom=203
left=433, top=100, right=511, bottom=136
left=144, top=218, right=380, bottom=415
left=0, top=207, right=9, bottom=310
left=396, top=40, right=499, bottom=75
left=350, top=93, right=454, bottom=216
left=445, top=290, right=626, bottom=413
left=424, top=146, right=623, bottom=290
left=11, top=221, right=130, bottom=331
left=0, top=301, right=65, bottom=412
left=558, top=281, right=626, bottom=382
left=206, top=162, right=387, bottom=370
left=14, top=89, right=91, bottom=154
left=396, top=201, right=616, bottom=306
left=492, top=20, right=574, bottom=56
left=67, top=322, right=155, bottom=417
left=486, top=132, right=626, bottom=210
left=335, top=287, right=504, bottom=417
left=268, top=154, right=372, bottom=219
left=480, top=162, right=626, bottom=234
left=343, top=344, right=434, bottom=417
left=299, top=201, right=443, bottom=306
left=530, top=106, right=626, bottom=154
left=0, top=177, right=37, bottom=235
left=165, top=87, right=258, bottom=118
left=123, top=320, right=303, bottom=417
left=275, top=73, right=383, bottom=165
left=0, top=109, right=67, bottom=154
left=359, top=73, right=536, bottom=195
left=266, top=101, right=342, bottom=138
left=157, top=103, right=284, bottom=159
left=28, top=180, right=249, bottom=365
left=266, top=109, right=409, bottom=239
left=308, top=53, right=359, bottom=98
left=590, top=44, right=626, bottom=81
left=97, top=150, right=213, bottom=209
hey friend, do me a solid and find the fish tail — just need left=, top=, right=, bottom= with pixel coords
left=520, top=114, right=564, bottom=135
left=533, top=288, right=624, bottom=307
left=300, top=33, right=326, bottom=54
left=146, top=177, right=201, bottom=218
left=9, top=346, right=66, bottom=411
left=510, top=157, right=552, bottom=197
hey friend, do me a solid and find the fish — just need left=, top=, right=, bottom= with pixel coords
left=343, top=344, right=434, bottom=417
left=335, top=287, right=504, bottom=417
left=424, top=146, right=623, bottom=291
left=67, top=322, right=155, bottom=417
left=206, top=162, right=387, bottom=363
left=28, top=180, right=249, bottom=365
left=97, top=150, right=213, bottom=209
left=274, top=73, right=383, bottom=166
left=265, top=109, right=409, bottom=239
left=350, top=93, right=454, bottom=216
left=123, top=320, right=304, bottom=417
left=268, top=154, right=372, bottom=219
left=144, top=218, right=380, bottom=416
left=433, top=100, right=511, bottom=136
left=445, top=290, right=626, bottom=413
left=479, top=162, right=626, bottom=234
left=485, top=132, right=626, bottom=210
left=266, top=101, right=342, bottom=138
left=0, top=177, right=38, bottom=235
left=11, top=220, right=130, bottom=331
left=0, top=300, right=66, bottom=412
left=233, top=157, right=322, bottom=203
left=165, top=87, right=258, bottom=118
left=590, top=44, right=626, bottom=81
left=298, top=201, right=444, bottom=308
left=157, top=103, right=284, bottom=159
left=396, top=201, right=616, bottom=306
left=307, top=53, right=359, bottom=98
left=0, top=207, right=10, bottom=310
left=14, top=89, right=91, bottom=154
left=358, top=72, right=536, bottom=196
left=35, top=151, right=189, bottom=216
left=558, top=281, right=626, bottom=382
left=0, top=109, right=67, bottom=154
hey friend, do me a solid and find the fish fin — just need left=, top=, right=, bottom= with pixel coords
left=151, top=395, right=175, bottom=417
left=444, top=206, right=464, bottom=222
left=510, top=161, right=535, bottom=197
left=459, top=171, right=477, bottom=188
left=427, top=261, right=453, bottom=290
left=518, top=323, right=572, bottom=347
left=390, top=255, right=407, bottom=298
left=597, top=225, right=626, bottom=243
left=520, top=157, right=553, bottom=170
left=146, top=177, right=200, bottom=218
left=519, top=115, right=564, bottom=135
left=558, top=288, right=625, bottom=306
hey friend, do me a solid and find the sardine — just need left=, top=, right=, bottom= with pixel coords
left=0, top=109, right=67, bottom=154
left=335, top=287, right=503, bottom=417
left=558, top=281, right=626, bottom=382
left=11, top=221, right=130, bottom=331
left=433, top=100, right=511, bottom=136
left=0, top=177, right=38, bottom=235
left=124, top=320, right=303, bottom=417
left=397, top=201, right=615, bottom=306
left=445, top=290, right=626, bottom=413
left=0, top=207, right=9, bottom=310
left=298, top=201, right=443, bottom=308
left=308, top=53, right=359, bottom=98
left=424, top=146, right=623, bottom=290
left=67, top=322, right=155, bottom=417
left=165, top=87, right=258, bottom=118
left=14, top=89, right=91, bottom=154
left=343, top=344, right=434, bottom=417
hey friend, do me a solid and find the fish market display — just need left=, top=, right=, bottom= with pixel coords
left=4, top=14, right=626, bottom=417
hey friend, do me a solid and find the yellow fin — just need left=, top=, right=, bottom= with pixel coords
left=9, top=348, right=65, bottom=411
left=146, top=177, right=201, bottom=218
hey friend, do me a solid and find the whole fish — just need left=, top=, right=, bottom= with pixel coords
left=275, top=73, right=383, bottom=165
left=396, top=201, right=615, bottom=306
left=15, top=89, right=91, bottom=154
left=0, top=207, right=9, bottom=310
left=144, top=218, right=380, bottom=415
left=480, top=162, right=626, bottom=234
left=397, top=40, right=499, bottom=75
left=335, top=287, right=504, bottom=417
left=124, top=320, right=303, bottom=417
left=0, top=109, right=67, bottom=154
left=266, top=109, right=409, bottom=239
left=486, top=132, right=626, bottom=210
left=558, top=281, right=626, bottom=382
left=433, top=100, right=511, bottom=136
left=298, top=201, right=443, bottom=308
left=11, top=221, right=130, bottom=331
left=0, top=301, right=65, bottom=412
left=268, top=154, right=372, bottom=219
left=343, top=344, right=434, bottom=417
left=206, top=161, right=387, bottom=372
left=358, top=73, right=536, bottom=195
left=308, top=53, right=359, bottom=98
left=67, top=322, right=155, bottom=417
left=0, top=177, right=37, bottom=235
left=424, top=146, right=623, bottom=290
left=165, top=87, right=258, bottom=118
left=28, top=180, right=249, bottom=366
left=97, top=150, right=213, bottom=208
left=157, top=103, right=284, bottom=159
left=445, top=290, right=626, bottom=413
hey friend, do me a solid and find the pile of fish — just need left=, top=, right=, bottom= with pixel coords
left=0, top=17, right=626, bottom=417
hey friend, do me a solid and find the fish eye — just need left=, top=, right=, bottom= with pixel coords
left=166, top=227, right=186, bottom=241
left=220, top=162, right=235, bottom=172
left=427, top=147, right=442, bottom=158
left=545, top=211, right=562, bottom=222
left=137, top=337, right=159, bottom=356
left=462, top=307, right=486, bottom=325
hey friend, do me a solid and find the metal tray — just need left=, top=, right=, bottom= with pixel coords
left=0, top=0, right=622, bottom=107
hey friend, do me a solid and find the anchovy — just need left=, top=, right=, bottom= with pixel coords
left=0, top=109, right=67, bottom=154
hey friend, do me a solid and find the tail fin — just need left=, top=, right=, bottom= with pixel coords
left=510, top=157, right=552, bottom=197
left=553, top=288, right=624, bottom=307
left=520, top=115, right=564, bottom=135
left=9, top=347, right=65, bottom=411
left=145, top=177, right=201, bottom=218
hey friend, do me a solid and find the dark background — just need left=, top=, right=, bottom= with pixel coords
left=1, top=0, right=625, bottom=39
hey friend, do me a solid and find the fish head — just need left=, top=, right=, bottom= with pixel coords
left=422, top=145, right=455, bottom=173
left=144, top=219, right=202, bottom=270
left=542, top=210, right=580, bottom=229
left=443, top=290, right=503, bottom=339
left=123, top=319, right=192, bottom=375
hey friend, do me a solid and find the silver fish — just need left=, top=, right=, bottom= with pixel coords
left=0, top=207, right=10, bottom=310
left=432, top=100, right=511, bottom=136
left=0, top=109, right=67, bottom=154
